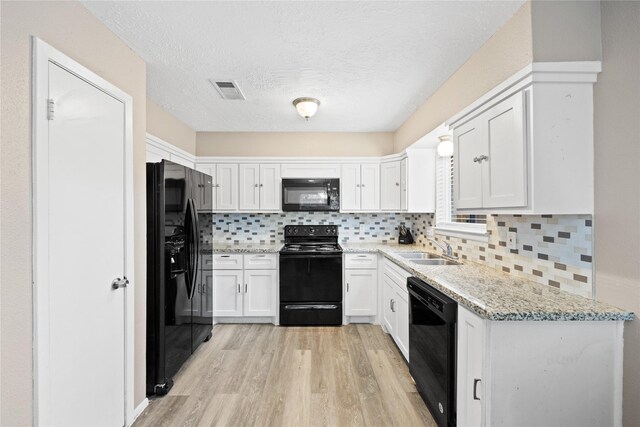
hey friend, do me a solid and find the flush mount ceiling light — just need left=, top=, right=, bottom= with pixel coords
left=293, top=97, right=320, bottom=121
left=437, top=135, right=454, bottom=157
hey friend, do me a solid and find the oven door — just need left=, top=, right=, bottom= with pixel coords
left=279, top=254, right=342, bottom=302
left=281, top=178, right=340, bottom=211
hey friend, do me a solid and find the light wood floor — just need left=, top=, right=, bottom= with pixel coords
left=134, top=324, right=435, bottom=427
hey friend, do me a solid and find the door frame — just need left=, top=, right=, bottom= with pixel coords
left=31, top=37, right=135, bottom=426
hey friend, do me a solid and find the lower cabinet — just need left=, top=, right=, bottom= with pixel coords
left=212, top=253, right=277, bottom=320
left=382, top=259, right=411, bottom=361
left=344, top=253, right=378, bottom=318
left=457, top=306, right=485, bottom=427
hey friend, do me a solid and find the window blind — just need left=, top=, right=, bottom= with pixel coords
left=436, top=155, right=486, bottom=228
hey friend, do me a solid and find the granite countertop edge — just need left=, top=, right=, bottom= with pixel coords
left=343, top=243, right=634, bottom=322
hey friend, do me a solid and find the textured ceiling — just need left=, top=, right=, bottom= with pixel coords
left=82, top=1, right=525, bottom=132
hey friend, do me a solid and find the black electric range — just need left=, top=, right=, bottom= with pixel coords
left=279, top=225, right=343, bottom=326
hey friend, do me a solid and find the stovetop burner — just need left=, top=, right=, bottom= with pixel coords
left=280, top=225, right=342, bottom=255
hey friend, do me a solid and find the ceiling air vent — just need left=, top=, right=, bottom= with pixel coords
left=209, top=79, right=246, bottom=100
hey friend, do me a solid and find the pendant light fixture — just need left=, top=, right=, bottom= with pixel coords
left=293, top=97, right=320, bottom=120
left=437, top=135, right=454, bottom=157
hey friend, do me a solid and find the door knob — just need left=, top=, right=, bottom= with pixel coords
left=111, top=277, right=128, bottom=290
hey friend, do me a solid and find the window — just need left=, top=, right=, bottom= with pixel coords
left=435, top=155, right=487, bottom=238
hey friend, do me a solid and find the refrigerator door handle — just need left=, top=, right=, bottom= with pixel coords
left=187, top=199, right=199, bottom=300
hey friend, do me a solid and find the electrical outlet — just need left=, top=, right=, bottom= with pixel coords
left=507, top=231, right=517, bottom=250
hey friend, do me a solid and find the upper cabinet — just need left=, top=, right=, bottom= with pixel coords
left=380, top=150, right=436, bottom=213
left=239, top=163, right=281, bottom=211
left=380, top=160, right=401, bottom=211
left=449, top=62, right=601, bottom=214
left=196, top=163, right=239, bottom=212
left=341, top=163, right=380, bottom=211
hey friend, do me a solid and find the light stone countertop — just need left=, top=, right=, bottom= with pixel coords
left=342, top=242, right=634, bottom=322
left=202, top=242, right=282, bottom=254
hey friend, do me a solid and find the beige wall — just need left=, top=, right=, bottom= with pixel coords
left=392, top=2, right=532, bottom=152
left=147, top=99, right=197, bottom=154
left=593, top=2, right=640, bottom=426
left=197, top=132, right=394, bottom=157
left=0, top=1, right=148, bottom=424
left=531, top=0, right=602, bottom=62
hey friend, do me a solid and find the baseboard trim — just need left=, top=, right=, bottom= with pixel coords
left=131, top=398, right=149, bottom=425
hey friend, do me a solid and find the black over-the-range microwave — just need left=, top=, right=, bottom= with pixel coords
left=281, top=178, right=340, bottom=212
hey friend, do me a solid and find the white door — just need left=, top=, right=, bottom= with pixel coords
left=400, top=158, right=408, bottom=211
left=394, top=290, right=410, bottom=361
left=345, top=270, right=377, bottom=316
left=239, top=163, right=260, bottom=210
left=382, top=275, right=396, bottom=336
left=213, top=270, right=243, bottom=316
left=381, top=161, right=401, bottom=211
left=244, top=270, right=277, bottom=316
left=44, top=62, right=127, bottom=426
left=201, top=270, right=214, bottom=318
left=341, top=164, right=361, bottom=211
left=482, top=92, right=527, bottom=208
left=360, top=163, right=380, bottom=211
left=259, top=164, right=281, bottom=211
left=216, top=163, right=238, bottom=211
left=454, top=121, right=484, bottom=209
left=196, top=163, right=217, bottom=210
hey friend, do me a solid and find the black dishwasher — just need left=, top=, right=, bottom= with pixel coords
left=407, top=276, right=457, bottom=427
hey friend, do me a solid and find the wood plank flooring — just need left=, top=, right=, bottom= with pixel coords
left=134, top=324, right=435, bottom=427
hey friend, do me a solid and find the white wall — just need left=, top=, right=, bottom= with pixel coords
left=147, top=98, right=197, bottom=155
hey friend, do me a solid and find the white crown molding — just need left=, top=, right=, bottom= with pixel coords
left=194, top=152, right=415, bottom=165
left=146, top=133, right=197, bottom=162
left=447, top=61, right=601, bottom=129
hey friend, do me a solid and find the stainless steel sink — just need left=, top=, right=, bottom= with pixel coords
left=396, top=252, right=444, bottom=260
left=411, top=258, right=459, bottom=266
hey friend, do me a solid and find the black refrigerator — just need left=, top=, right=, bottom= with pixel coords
left=146, top=160, right=213, bottom=396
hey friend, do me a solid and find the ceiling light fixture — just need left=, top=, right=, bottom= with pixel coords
left=437, top=135, right=454, bottom=157
left=293, top=97, right=320, bottom=120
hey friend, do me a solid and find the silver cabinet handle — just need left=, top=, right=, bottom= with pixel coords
left=357, top=255, right=367, bottom=258
left=346, top=283, right=349, bottom=292
left=473, top=156, right=479, bottom=163
left=245, top=283, right=248, bottom=293
left=254, top=183, right=259, bottom=187
left=395, top=182, right=400, bottom=186
left=361, top=184, right=365, bottom=187
left=479, top=154, right=488, bottom=161
left=260, top=183, right=263, bottom=187
left=356, top=184, right=360, bottom=187
left=111, top=277, right=128, bottom=290
left=237, top=283, right=241, bottom=293
left=391, top=299, right=396, bottom=312
left=473, top=379, right=481, bottom=400
left=220, top=255, right=230, bottom=258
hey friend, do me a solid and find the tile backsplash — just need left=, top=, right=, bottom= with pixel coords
left=413, top=214, right=594, bottom=298
left=199, top=212, right=416, bottom=245
left=200, top=212, right=593, bottom=298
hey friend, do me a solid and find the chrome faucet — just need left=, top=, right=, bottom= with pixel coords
left=428, top=237, right=454, bottom=258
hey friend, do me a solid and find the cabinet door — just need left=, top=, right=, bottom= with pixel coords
left=457, top=306, right=485, bottom=427
left=382, top=275, right=397, bottom=336
left=216, top=164, right=238, bottom=211
left=345, top=269, right=377, bottom=316
left=400, top=158, right=408, bottom=211
left=482, top=91, right=527, bottom=208
left=394, top=289, right=410, bottom=361
left=381, top=161, right=401, bottom=211
left=259, top=164, right=281, bottom=211
left=212, top=270, right=243, bottom=317
left=239, top=164, right=260, bottom=211
left=243, top=269, right=277, bottom=316
left=454, top=121, right=484, bottom=209
left=341, top=164, right=361, bottom=211
left=360, top=163, right=380, bottom=211
left=201, top=270, right=214, bottom=318
left=196, top=164, right=216, bottom=210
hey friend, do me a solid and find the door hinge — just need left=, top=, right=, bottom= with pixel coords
left=47, top=99, right=55, bottom=120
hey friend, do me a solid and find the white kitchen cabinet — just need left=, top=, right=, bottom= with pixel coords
left=213, top=253, right=277, bottom=322
left=400, top=158, right=407, bottom=211
left=341, top=163, right=380, bottom=211
left=243, top=270, right=277, bottom=316
left=380, top=161, right=401, bottom=211
left=455, top=305, right=624, bottom=427
left=453, top=92, right=526, bottom=210
left=212, top=269, right=243, bottom=317
left=449, top=62, right=600, bottom=214
left=196, top=163, right=239, bottom=212
left=200, top=270, right=214, bottom=318
left=381, top=259, right=411, bottom=361
left=457, top=306, right=485, bottom=427
left=345, top=269, right=377, bottom=316
left=239, top=164, right=281, bottom=211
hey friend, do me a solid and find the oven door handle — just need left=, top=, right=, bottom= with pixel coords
left=284, top=304, right=339, bottom=310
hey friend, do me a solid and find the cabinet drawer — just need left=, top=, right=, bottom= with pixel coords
left=213, top=254, right=243, bottom=269
left=202, top=255, right=214, bottom=270
left=244, top=253, right=277, bottom=270
left=383, top=259, right=411, bottom=294
left=344, top=253, right=377, bottom=269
